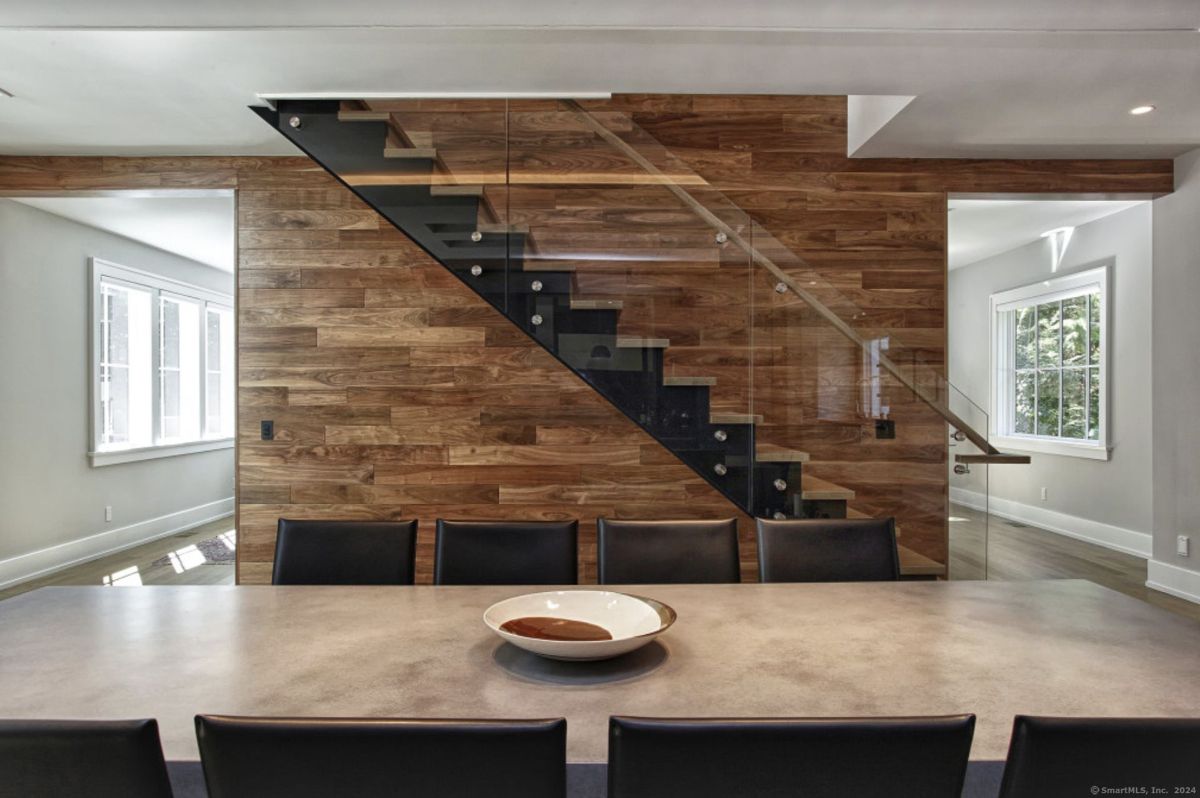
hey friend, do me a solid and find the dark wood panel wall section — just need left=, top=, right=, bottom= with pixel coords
left=0, top=108, right=1173, bottom=584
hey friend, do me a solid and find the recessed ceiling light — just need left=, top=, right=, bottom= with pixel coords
left=1129, top=105, right=1156, bottom=115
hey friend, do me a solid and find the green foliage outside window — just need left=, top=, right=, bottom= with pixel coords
left=1011, top=291, right=1100, bottom=441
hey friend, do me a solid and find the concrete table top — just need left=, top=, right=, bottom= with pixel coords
left=1, top=580, right=1198, bottom=763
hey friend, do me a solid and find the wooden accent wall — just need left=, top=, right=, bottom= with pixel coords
left=234, top=159, right=762, bottom=583
left=0, top=120, right=1173, bottom=585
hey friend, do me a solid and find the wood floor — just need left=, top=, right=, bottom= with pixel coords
left=0, top=517, right=236, bottom=602
left=1, top=508, right=1196, bottom=624
left=949, top=503, right=1200, bottom=623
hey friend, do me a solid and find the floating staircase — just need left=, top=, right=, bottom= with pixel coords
left=254, top=99, right=958, bottom=577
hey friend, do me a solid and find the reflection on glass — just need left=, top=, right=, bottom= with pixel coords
left=1014, top=306, right=1035, bottom=369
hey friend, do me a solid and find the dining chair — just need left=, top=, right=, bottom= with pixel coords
left=998, top=715, right=1200, bottom=798
left=596, top=519, right=740, bottom=584
left=434, top=520, right=578, bottom=585
left=195, top=715, right=567, bottom=798
left=0, top=718, right=174, bottom=798
left=608, top=715, right=975, bottom=798
left=271, top=519, right=418, bottom=585
left=755, top=517, right=900, bottom=582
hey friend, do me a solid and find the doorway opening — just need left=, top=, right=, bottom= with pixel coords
left=0, top=189, right=237, bottom=599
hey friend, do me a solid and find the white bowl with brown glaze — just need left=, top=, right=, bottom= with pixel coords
left=483, top=590, right=676, bottom=661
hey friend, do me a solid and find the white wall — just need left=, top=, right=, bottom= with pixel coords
left=0, top=199, right=235, bottom=586
left=1149, top=148, right=1200, bottom=602
left=948, top=203, right=1154, bottom=557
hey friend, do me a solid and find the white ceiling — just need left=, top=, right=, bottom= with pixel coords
left=12, top=195, right=237, bottom=271
left=0, top=0, right=1197, bottom=158
left=947, top=199, right=1144, bottom=270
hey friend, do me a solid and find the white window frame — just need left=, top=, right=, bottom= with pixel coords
left=990, top=265, right=1110, bottom=461
left=89, top=258, right=234, bottom=467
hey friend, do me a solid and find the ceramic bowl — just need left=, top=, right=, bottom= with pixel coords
left=483, top=590, right=676, bottom=661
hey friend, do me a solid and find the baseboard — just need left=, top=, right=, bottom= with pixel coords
left=950, top=487, right=1152, bottom=559
left=1146, top=559, right=1200, bottom=605
left=0, top=497, right=234, bottom=590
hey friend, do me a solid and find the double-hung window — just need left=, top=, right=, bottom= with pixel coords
left=990, top=266, right=1109, bottom=460
left=91, top=259, right=234, bottom=465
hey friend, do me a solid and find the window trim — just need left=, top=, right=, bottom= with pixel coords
left=989, top=265, right=1111, bottom=461
left=89, top=258, right=234, bottom=467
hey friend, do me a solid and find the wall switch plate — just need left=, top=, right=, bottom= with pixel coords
left=104, top=506, right=113, bottom=522
left=1040, top=487, right=1048, bottom=501
left=1179, top=535, right=1191, bottom=558
left=260, top=420, right=274, bottom=441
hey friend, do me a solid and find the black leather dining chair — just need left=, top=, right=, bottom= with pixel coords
left=755, top=517, right=900, bottom=582
left=272, top=519, right=418, bottom=585
left=608, top=715, right=975, bottom=798
left=0, top=718, right=174, bottom=798
left=998, top=715, right=1200, bottom=798
left=195, top=715, right=566, bottom=798
left=434, top=520, right=578, bottom=585
left=597, top=518, right=740, bottom=584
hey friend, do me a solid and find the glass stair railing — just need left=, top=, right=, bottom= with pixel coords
left=254, top=97, right=1019, bottom=578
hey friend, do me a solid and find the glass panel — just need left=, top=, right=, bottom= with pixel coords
left=1061, top=295, right=1087, bottom=366
left=264, top=97, right=1005, bottom=582
left=1036, top=300, right=1060, bottom=368
left=98, top=281, right=152, bottom=450
left=1061, top=368, right=1087, bottom=439
left=1014, top=371, right=1036, bottom=435
left=1088, top=366, right=1101, bottom=440
left=1014, top=306, right=1036, bottom=369
left=159, top=295, right=200, bottom=443
left=1036, top=369, right=1060, bottom=436
left=1089, top=291, right=1101, bottom=365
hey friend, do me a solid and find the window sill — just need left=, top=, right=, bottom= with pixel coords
left=90, top=438, right=234, bottom=467
left=990, top=435, right=1111, bottom=461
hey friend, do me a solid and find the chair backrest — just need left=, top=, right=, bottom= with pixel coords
left=608, top=715, right=975, bottom=798
left=756, top=517, right=899, bottom=582
left=195, top=715, right=566, bottom=798
left=434, top=520, right=578, bottom=585
left=272, top=519, right=418, bottom=585
left=998, top=715, right=1200, bottom=798
left=0, top=718, right=173, bottom=798
left=597, top=519, right=740, bottom=584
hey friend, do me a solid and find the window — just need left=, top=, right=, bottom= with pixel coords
left=91, top=259, right=234, bottom=466
left=205, top=306, right=235, bottom=439
left=991, top=266, right=1109, bottom=460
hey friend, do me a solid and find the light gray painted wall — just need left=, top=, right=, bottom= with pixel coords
left=948, top=203, right=1154, bottom=536
left=0, top=199, right=234, bottom=565
left=1151, top=148, right=1200, bottom=575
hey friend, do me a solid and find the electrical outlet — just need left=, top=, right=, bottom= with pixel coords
left=104, top=506, right=113, bottom=523
left=1178, top=535, right=1191, bottom=558
left=1040, top=487, right=1048, bottom=501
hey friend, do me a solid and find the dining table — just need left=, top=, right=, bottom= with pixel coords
left=2, top=579, right=1200, bottom=797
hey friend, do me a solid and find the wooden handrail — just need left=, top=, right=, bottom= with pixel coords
left=563, top=100, right=1001, bottom=456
